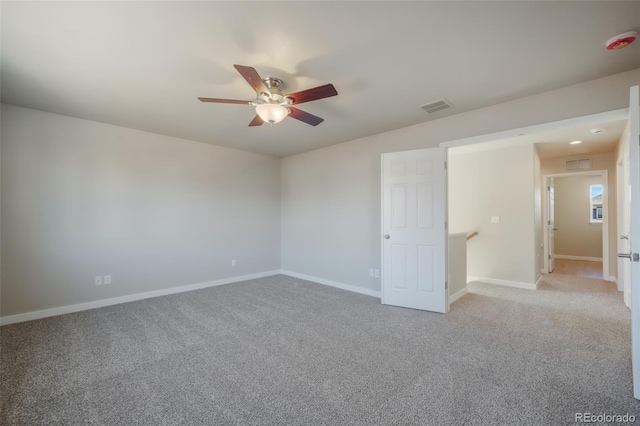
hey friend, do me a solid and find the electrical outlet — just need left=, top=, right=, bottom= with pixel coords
left=491, top=216, right=500, bottom=224
left=231, top=259, right=236, bottom=267
left=95, top=276, right=102, bottom=286
left=369, top=269, right=374, bottom=277
left=374, top=269, right=380, bottom=278
left=104, top=275, right=111, bottom=285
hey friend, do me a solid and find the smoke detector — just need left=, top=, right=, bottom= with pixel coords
left=606, top=31, right=637, bottom=50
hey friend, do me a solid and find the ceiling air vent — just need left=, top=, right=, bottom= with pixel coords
left=566, top=158, right=591, bottom=171
left=420, top=99, right=453, bottom=114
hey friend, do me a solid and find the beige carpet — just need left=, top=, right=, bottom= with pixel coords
left=2, top=273, right=639, bottom=425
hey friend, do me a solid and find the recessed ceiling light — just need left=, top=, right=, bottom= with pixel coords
left=570, top=140, right=582, bottom=145
left=591, top=128, right=604, bottom=134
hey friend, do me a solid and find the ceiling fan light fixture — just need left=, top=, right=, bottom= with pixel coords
left=256, top=104, right=288, bottom=124
left=200, top=65, right=336, bottom=127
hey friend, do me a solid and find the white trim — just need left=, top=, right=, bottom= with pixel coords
left=0, top=270, right=281, bottom=326
left=536, top=275, right=543, bottom=289
left=555, top=254, right=604, bottom=262
left=542, top=170, right=609, bottom=278
left=449, top=287, right=468, bottom=304
left=605, top=276, right=618, bottom=284
left=468, top=276, right=538, bottom=290
left=380, top=155, right=385, bottom=305
left=441, top=108, right=624, bottom=299
left=280, top=270, right=382, bottom=298
left=543, top=176, right=554, bottom=275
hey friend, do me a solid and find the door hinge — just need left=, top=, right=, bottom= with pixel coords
left=445, top=281, right=448, bottom=289
left=445, top=220, right=448, bottom=229
left=634, top=253, right=640, bottom=262
left=548, top=254, right=551, bottom=260
left=444, top=161, right=447, bottom=169
left=548, top=220, right=551, bottom=225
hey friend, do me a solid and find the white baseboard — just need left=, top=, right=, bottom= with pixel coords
left=605, top=276, right=618, bottom=284
left=555, top=255, right=603, bottom=262
left=467, top=276, right=538, bottom=291
left=449, top=287, right=468, bottom=303
left=535, top=275, right=543, bottom=289
left=0, top=270, right=281, bottom=326
left=280, top=270, right=382, bottom=298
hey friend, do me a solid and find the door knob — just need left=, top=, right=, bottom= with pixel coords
left=619, top=253, right=640, bottom=262
left=384, top=234, right=390, bottom=239
left=621, top=235, right=629, bottom=240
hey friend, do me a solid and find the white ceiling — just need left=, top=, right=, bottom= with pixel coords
left=450, top=117, right=627, bottom=159
left=2, top=1, right=639, bottom=157
left=534, top=119, right=627, bottom=159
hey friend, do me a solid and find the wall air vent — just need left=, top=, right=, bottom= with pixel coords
left=565, top=158, right=591, bottom=171
left=420, top=99, right=453, bottom=114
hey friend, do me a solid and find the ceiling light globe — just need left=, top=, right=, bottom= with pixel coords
left=256, top=104, right=288, bottom=124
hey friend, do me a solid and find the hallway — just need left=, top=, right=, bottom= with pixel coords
left=552, top=258, right=604, bottom=280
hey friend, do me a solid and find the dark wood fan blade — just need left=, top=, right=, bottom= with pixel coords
left=248, top=115, right=264, bottom=127
left=288, top=107, right=324, bottom=126
left=287, top=84, right=338, bottom=105
left=198, top=97, right=251, bottom=104
left=234, top=65, right=270, bottom=95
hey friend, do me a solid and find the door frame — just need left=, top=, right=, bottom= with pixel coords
left=618, top=149, right=631, bottom=300
left=628, top=85, right=640, bottom=399
left=440, top=109, right=627, bottom=283
left=438, top=103, right=633, bottom=395
left=541, top=170, right=609, bottom=278
left=435, top=107, right=627, bottom=311
left=547, top=177, right=555, bottom=273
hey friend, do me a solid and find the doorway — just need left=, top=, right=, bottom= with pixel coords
left=441, top=93, right=638, bottom=399
left=542, top=170, right=609, bottom=281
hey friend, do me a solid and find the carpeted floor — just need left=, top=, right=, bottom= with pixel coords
left=2, top=273, right=639, bottom=425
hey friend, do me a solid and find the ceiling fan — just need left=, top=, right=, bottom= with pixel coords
left=198, top=65, right=338, bottom=127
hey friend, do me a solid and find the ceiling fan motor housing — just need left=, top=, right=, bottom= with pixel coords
left=258, top=77, right=293, bottom=106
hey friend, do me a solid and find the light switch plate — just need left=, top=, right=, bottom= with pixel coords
left=491, top=216, right=500, bottom=224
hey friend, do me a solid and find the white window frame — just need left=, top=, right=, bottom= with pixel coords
left=590, top=184, right=603, bottom=224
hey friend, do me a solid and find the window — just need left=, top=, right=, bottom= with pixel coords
left=590, top=184, right=603, bottom=223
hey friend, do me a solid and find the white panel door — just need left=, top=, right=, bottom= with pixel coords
left=547, top=177, right=556, bottom=273
left=381, top=148, right=447, bottom=313
left=628, top=85, right=640, bottom=399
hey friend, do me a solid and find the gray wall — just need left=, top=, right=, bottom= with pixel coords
left=554, top=175, right=604, bottom=258
left=2, top=69, right=638, bottom=316
left=1, top=105, right=281, bottom=316
left=448, top=144, right=537, bottom=285
left=281, top=69, right=639, bottom=292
